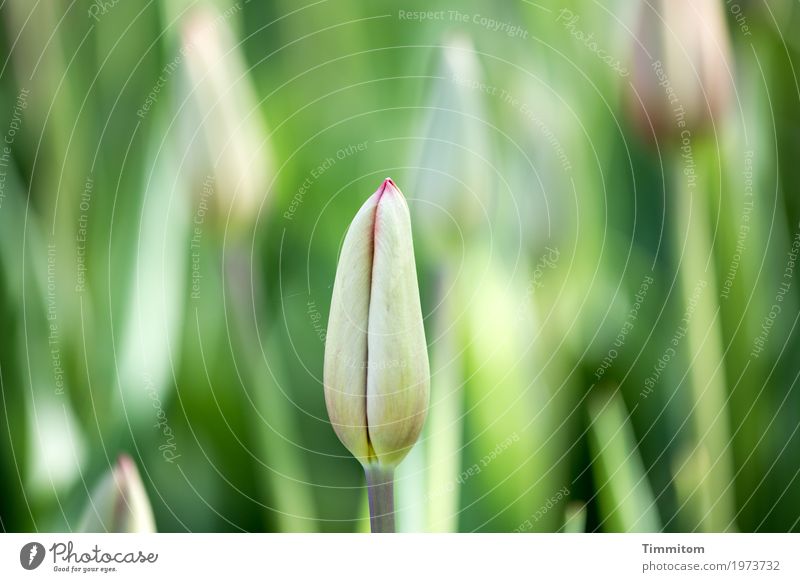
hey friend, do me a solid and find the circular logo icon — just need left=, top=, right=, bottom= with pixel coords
left=20, top=542, right=45, bottom=570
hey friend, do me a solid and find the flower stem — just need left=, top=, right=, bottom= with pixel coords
left=364, top=465, right=395, bottom=533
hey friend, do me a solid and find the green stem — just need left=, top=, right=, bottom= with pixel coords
left=671, top=147, right=736, bottom=530
left=364, top=465, right=395, bottom=533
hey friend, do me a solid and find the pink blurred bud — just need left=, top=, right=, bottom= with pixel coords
left=628, top=0, right=734, bottom=141
left=78, top=454, right=156, bottom=533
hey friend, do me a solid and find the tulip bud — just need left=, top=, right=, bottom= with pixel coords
left=78, top=454, right=156, bottom=533
left=181, top=6, right=273, bottom=231
left=324, top=178, right=430, bottom=470
left=628, top=0, right=733, bottom=140
left=412, top=34, right=493, bottom=251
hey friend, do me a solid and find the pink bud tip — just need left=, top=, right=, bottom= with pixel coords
left=377, top=177, right=398, bottom=200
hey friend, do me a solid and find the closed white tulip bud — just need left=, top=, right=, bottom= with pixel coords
left=78, top=454, right=156, bottom=533
left=324, top=178, right=430, bottom=469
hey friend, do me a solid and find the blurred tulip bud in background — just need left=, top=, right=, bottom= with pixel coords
left=324, top=178, right=430, bottom=469
left=402, top=35, right=493, bottom=531
left=628, top=0, right=733, bottom=140
left=182, top=5, right=272, bottom=231
left=179, top=4, right=317, bottom=532
left=412, top=34, right=493, bottom=251
left=628, top=0, right=738, bottom=531
left=79, top=454, right=156, bottom=533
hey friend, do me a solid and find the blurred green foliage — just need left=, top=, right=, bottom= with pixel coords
left=0, top=0, right=799, bottom=532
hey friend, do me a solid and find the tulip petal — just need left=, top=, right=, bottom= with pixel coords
left=367, top=180, right=430, bottom=466
left=323, top=189, right=381, bottom=463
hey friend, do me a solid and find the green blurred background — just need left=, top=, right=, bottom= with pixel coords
left=0, top=0, right=799, bottom=532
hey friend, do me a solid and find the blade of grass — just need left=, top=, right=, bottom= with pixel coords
left=562, top=501, right=587, bottom=533
left=588, top=386, right=660, bottom=532
left=669, top=143, right=736, bottom=530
